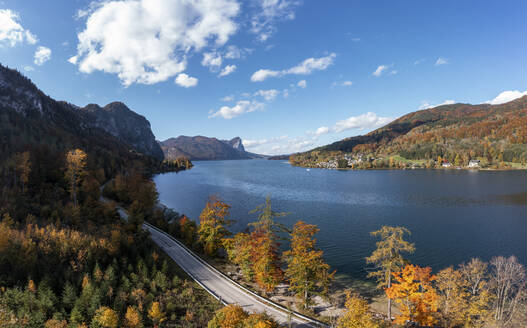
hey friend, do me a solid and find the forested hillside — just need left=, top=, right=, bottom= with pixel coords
left=292, top=96, right=527, bottom=169
left=0, top=64, right=214, bottom=327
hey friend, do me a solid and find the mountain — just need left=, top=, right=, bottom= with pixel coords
left=223, top=137, right=245, bottom=152
left=81, top=102, right=164, bottom=160
left=159, top=135, right=265, bottom=160
left=0, top=63, right=163, bottom=169
left=292, top=96, right=527, bottom=168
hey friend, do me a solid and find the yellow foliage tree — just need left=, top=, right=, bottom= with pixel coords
left=148, top=301, right=166, bottom=327
left=124, top=306, right=143, bottom=328
left=385, top=264, right=439, bottom=327
left=65, top=149, right=87, bottom=208
left=207, top=304, right=248, bottom=328
left=436, top=267, right=469, bottom=327
left=93, top=306, right=119, bottom=328
left=207, top=304, right=279, bottom=328
left=198, top=197, right=233, bottom=256
left=283, top=221, right=334, bottom=308
left=366, top=226, right=415, bottom=319
left=44, top=319, right=68, bottom=328
left=337, top=291, right=380, bottom=328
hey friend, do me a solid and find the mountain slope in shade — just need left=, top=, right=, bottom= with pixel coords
left=159, top=135, right=265, bottom=160
left=0, top=63, right=163, bottom=164
left=81, top=102, right=164, bottom=160
left=293, top=96, right=527, bottom=166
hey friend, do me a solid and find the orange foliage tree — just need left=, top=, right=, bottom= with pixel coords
left=385, top=264, right=439, bottom=327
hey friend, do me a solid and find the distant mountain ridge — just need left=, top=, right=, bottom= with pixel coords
left=159, top=135, right=265, bottom=161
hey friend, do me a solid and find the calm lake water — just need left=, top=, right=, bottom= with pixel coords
left=154, top=160, right=527, bottom=279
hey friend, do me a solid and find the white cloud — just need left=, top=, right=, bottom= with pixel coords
left=218, top=64, right=237, bottom=77
left=251, top=53, right=336, bottom=82
left=202, top=51, right=223, bottom=71
left=314, top=126, right=329, bottom=136
left=372, top=65, right=387, bottom=77
left=333, top=112, right=393, bottom=133
left=175, top=73, right=198, bottom=88
left=486, top=90, right=527, bottom=105
left=419, top=100, right=455, bottom=110
left=224, top=45, right=252, bottom=59
left=334, top=80, right=353, bottom=87
left=221, top=95, right=234, bottom=102
left=254, top=89, right=280, bottom=101
left=70, top=0, right=239, bottom=86
left=282, top=89, right=289, bottom=98
left=0, top=9, right=37, bottom=47
left=23, top=65, right=34, bottom=72
left=250, top=0, right=301, bottom=42
left=435, top=57, right=448, bottom=66
left=244, top=135, right=313, bottom=155
left=251, top=69, right=281, bottom=82
left=244, top=139, right=269, bottom=147
left=209, top=100, right=265, bottom=119
left=297, top=79, right=306, bottom=88
left=34, top=46, right=51, bottom=65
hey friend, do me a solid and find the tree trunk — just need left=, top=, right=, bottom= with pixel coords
left=387, top=268, right=392, bottom=320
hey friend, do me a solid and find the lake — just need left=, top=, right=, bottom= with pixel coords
left=154, top=160, right=527, bottom=280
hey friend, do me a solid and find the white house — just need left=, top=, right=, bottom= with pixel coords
left=468, top=160, right=480, bottom=168
left=442, top=162, right=452, bottom=168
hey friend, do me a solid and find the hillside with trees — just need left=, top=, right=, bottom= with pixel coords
left=291, top=96, right=527, bottom=169
left=0, top=65, right=213, bottom=327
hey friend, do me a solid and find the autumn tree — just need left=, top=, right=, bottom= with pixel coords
left=223, top=232, right=253, bottom=280
left=249, top=196, right=289, bottom=236
left=337, top=291, right=380, bottom=328
left=385, top=264, right=439, bottom=327
left=366, top=226, right=415, bottom=320
left=459, top=258, right=492, bottom=327
left=198, top=197, right=233, bottom=256
left=207, top=304, right=279, bottom=328
left=251, top=229, right=283, bottom=293
left=124, top=306, right=143, bottom=328
left=148, top=301, right=166, bottom=328
left=65, top=149, right=87, bottom=208
left=283, top=221, right=334, bottom=308
left=92, top=306, right=119, bottom=328
left=207, top=304, right=248, bottom=328
left=435, top=267, right=469, bottom=327
left=489, top=256, right=526, bottom=328
left=247, top=197, right=288, bottom=293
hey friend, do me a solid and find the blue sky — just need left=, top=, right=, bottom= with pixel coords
left=1, top=0, right=526, bottom=154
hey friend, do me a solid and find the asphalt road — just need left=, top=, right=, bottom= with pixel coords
left=106, top=198, right=321, bottom=327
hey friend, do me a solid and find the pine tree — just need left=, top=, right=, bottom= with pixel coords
left=283, top=221, right=334, bottom=308
left=366, top=226, right=415, bottom=320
